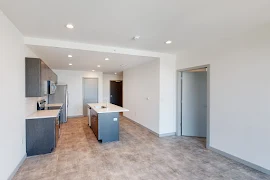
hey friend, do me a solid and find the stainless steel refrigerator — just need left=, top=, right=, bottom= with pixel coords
left=48, top=85, right=68, bottom=123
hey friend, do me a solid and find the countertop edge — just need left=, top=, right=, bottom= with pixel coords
left=88, top=103, right=129, bottom=114
left=26, top=109, right=60, bottom=120
left=26, top=116, right=58, bottom=120
left=45, top=103, right=64, bottom=108
left=97, top=109, right=129, bottom=114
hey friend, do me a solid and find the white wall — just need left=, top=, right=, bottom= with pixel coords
left=103, top=74, right=123, bottom=103
left=159, top=55, right=177, bottom=134
left=54, top=70, right=103, bottom=117
left=176, top=35, right=270, bottom=170
left=123, top=60, right=160, bottom=133
left=0, top=13, right=40, bottom=180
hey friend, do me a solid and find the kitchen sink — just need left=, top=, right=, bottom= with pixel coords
left=95, top=106, right=107, bottom=109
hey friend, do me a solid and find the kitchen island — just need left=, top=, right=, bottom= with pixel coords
left=88, top=103, right=129, bottom=143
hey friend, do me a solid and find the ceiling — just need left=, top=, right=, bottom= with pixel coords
left=27, top=45, right=157, bottom=73
left=1, top=0, right=270, bottom=53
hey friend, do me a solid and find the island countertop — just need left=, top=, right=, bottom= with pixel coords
left=26, top=110, right=60, bottom=119
left=88, top=103, right=129, bottom=114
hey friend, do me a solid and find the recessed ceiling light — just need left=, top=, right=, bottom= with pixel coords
left=133, top=35, right=140, bottom=40
left=68, top=55, right=72, bottom=58
left=92, top=70, right=95, bottom=72
left=97, top=65, right=101, bottom=68
left=114, top=73, right=117, bottom=75
left=66, top=24, right=74, bottom=29
left=165, top=40, right=172, bottom=44
left=105, top=58, right=109, bottom=61
left=69, top=63, right=72, bottom=66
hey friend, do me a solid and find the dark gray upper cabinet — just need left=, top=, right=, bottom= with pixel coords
left=47, top=67, right=58, bottom=83
left=25, top=58, right=58, bottom=97
left=51, top=71, right=57, bottom=83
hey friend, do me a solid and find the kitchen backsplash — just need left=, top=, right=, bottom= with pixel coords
left=25, top=96, right=48, bottom=117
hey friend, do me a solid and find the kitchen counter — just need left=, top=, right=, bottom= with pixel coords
left=26, top=109, right=60, bottom=119
left=26, top=109, right=61, bottom=156
left=88, top=103, right=129, bottom=114
left=45, top=103, right=63, bottom=108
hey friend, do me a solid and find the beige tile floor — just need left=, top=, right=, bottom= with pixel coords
left=13, top=116, right=270, bottom=180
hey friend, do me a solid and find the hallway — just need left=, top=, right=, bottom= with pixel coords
left=14, top=117, right=269, bottom=180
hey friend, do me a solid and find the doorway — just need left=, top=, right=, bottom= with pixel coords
left=110, top=81, right=123, bottom=107
left=176, top=65, right=210, bottom=148
left=83, top=78, right=98, bottom=116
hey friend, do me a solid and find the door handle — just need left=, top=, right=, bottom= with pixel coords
left=110, top=95, right=112, bottom=97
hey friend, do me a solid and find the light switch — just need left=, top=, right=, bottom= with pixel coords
left=113, top=118, right=118, bottom=121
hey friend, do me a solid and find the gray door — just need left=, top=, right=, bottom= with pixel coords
left=83, top=78, right=98, bottom=116
left=182, top=71, right=207, bottom=137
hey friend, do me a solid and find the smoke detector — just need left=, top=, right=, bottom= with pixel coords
left=133, top=36, right=140, bottom=40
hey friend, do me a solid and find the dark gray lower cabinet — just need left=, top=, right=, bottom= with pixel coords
left=26, top=117, right=59, bottom=156
left=47, top=107, right=64, bottom=123
left=90, top=109, right=119, bottom=143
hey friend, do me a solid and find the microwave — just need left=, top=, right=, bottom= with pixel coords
left=47, top=81, right=57, bottom=94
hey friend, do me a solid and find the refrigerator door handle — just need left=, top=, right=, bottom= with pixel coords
left=67, top=91, right=69, bottom=107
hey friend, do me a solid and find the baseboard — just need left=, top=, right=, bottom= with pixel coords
left=68, top=115, right=84, bottom=118
left=209, top=147, right=270, bottom=175
left=123, top=116, right=159, bottom=136
left=123, top=116, right=176, bottom=138
left=8, top=153, right=26, bottom=180
left=159, top=132, right=176, bottom=137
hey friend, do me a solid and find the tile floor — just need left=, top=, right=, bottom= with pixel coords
left=13, top=116, right=270, bottom=180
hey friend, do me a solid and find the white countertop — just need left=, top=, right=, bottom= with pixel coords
left=45, top=103, right=63, bottom=108
left=88, top=103, right=129, bottom=114
left=26, top=110, right=60, bottom=119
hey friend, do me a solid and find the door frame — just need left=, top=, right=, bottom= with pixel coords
left=82, top=77, right=99, bottom=116
left=109, top=80, right=123, bottom=105
left=176, top=64, right=210, bottom=149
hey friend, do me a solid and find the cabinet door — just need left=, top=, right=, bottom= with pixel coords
left=40, top=61, right=47, bottom=96
left=47, top=67, right=53, bottom=81
left=52, top=72, right=57, bottom=83
left=90, top=109, right=99, bottom=139
left=26, top=118, right=55, bottom=156
left=46, top=65, right=50, bottom=81
left=55, top=73, right=58, bottom=83
left=25, top=58, right=42, bottom=97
